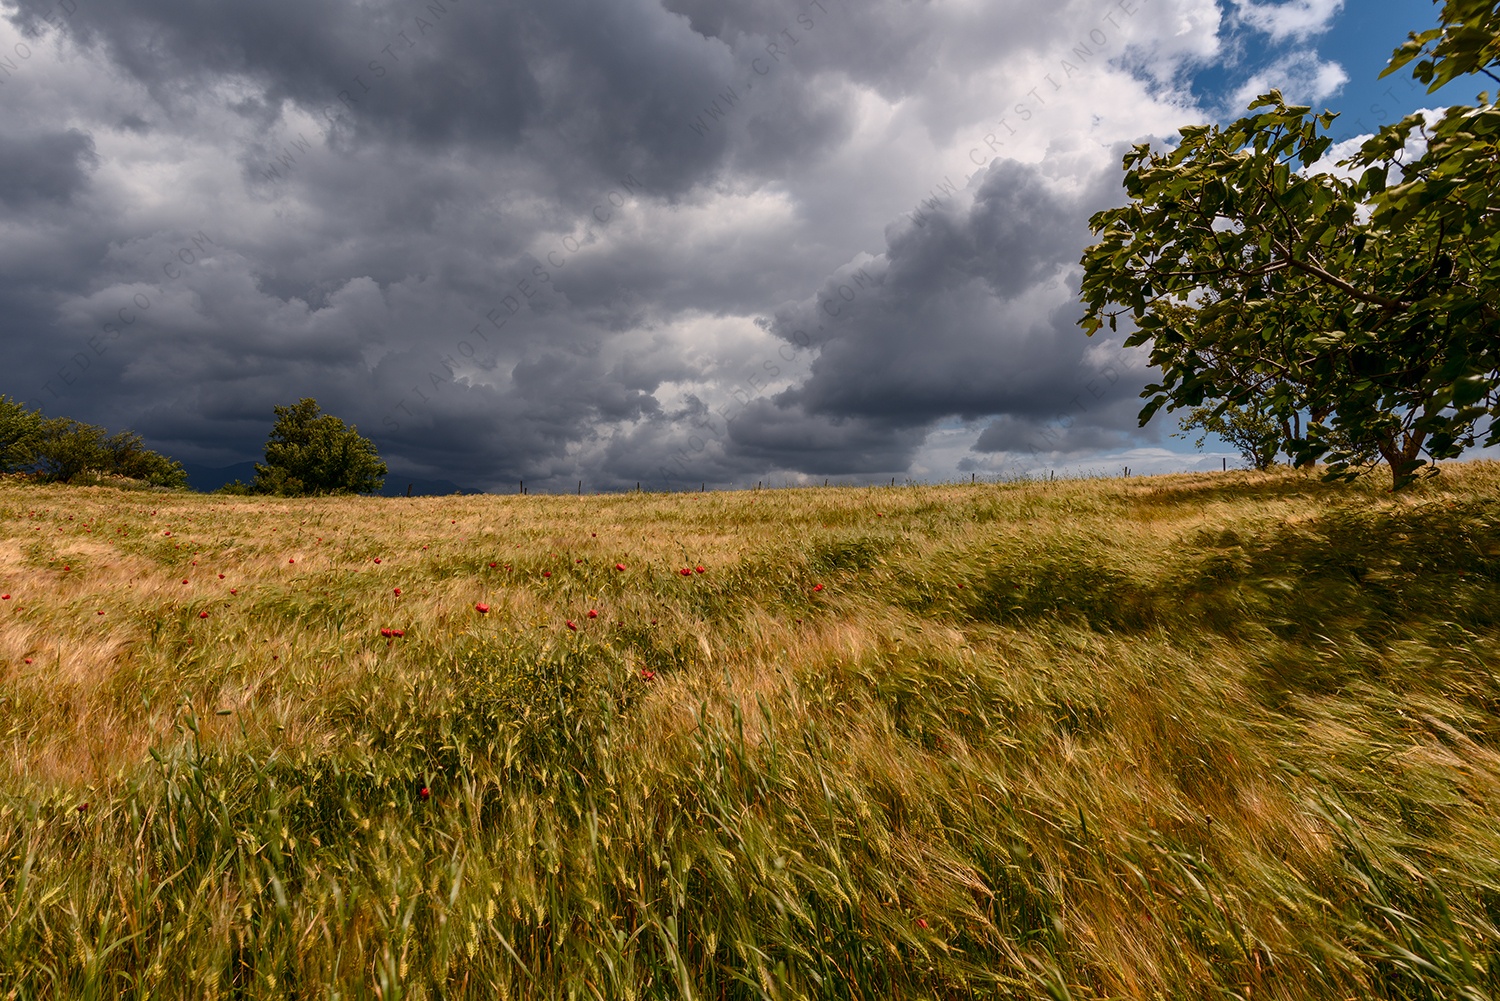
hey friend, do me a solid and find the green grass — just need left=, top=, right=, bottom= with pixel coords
left=2, top=465, right=1499, bottom=998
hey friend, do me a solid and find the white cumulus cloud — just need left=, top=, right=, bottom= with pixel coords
left=1228, top=48, right=1349, bottom=112
left=1235, top=0, right=1344, bottom=42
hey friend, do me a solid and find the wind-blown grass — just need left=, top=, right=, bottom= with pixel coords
left=2, top=465, right=1499, bottom=998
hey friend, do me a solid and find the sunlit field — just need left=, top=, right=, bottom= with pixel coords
left=2, top=465, right=1499, bottom=999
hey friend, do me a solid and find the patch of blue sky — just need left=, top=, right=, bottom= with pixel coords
left=1189, top=0, right=1477, bottom=139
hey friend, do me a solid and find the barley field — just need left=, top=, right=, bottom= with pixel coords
left=1, top=466, right=1499, bottom=999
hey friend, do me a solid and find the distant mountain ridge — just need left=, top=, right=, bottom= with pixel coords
left=181, top=462, right=476, bottom=497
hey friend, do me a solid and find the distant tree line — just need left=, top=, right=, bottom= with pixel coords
left=1, top=395, right=385, bottom=496
left=0, top=395, right=188, bottom=488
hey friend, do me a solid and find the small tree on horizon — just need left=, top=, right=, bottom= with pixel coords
left=251, top=398, right=386, bottom=496
left=1174, top=403, right=1283, bottom=471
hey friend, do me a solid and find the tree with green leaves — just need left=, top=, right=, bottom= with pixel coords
left=1174, top=404, right=1283, bottom=471
left=30, top=418, right=188, bottom=486
left=34, top=418, right=109, bottom=482
left=0, top=396, right=46, bottom=473
left=251, top=398, right=387, bottom=496
left=102, top=430, right=189, bottom=488
left=4, top=407, right=187, bottom=487
left=1079, top=0, right=1500, bottom=489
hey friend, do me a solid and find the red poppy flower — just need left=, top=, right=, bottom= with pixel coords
left=916, top=918, right=929, bottom=929
left=373, top=558, right=381, bottom=564
left=77, top=802, right=88, bottom=814
left=218, top=574, right=225, bottom=579
left=229, top=588, right=238, bottom=594
left=23, top=658, right=31, bottom=664
left=813, top=584, right=824, bottom=592
left=475, top=603, right=490, bottom=613
left=191, top=560, right=197, bottom=565
left=419, top=786, right=430, bottom=800
left=591, top=533, right=597, bottom=537
left=380, top=628, right=393, bottom=637
left=615, top=563, right=626, bottom=571
left=488, top=562, right=497, bottom=568
left=288, top=558, right=295, bottom=564
left=1, top=595, right=8, bottom=600
left=392, top=629, right=405, bottom=637
left=198, top=611, right=209, bottom=619
left=587, top=609, right=598, bottom=619
left=393, top=587, right=402, bottom=596
left=695, top=566, right=705, bottom=574
left=640, top=669, right=656, bottom=681
left=96, top=610, right=105, bottom=615
left=566, top=620, right=577, bottom=631
left=182, top=579, right=189, bottom=584
left=680, top=567, right=692, bottom=576
left=62, top=565, right=70, bottom=571
left=542, top=571, right=551, bottom=578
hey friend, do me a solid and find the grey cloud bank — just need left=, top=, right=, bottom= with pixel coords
left=0, top=0, right=1369, bottom=490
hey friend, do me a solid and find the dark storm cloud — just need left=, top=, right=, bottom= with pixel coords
left=972, top=395, right=1144, bottom=456
left=763, top=155, right=1136, bottom=427
left=0, top=128, right=96, bottom=208
left=0, top=0, right=1245, bottom=489
left=5, top=0, right=829, bottom=196
left=713, top=401, right=928, bottom=475
left=365, top=343, right=667, bottom=489
left=604, top=396, right=926, bottom=489
left=9, top=0, right=539, bottom=148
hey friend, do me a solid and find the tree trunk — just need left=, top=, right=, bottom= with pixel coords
left=1377, top=427, right=1427, bottom=489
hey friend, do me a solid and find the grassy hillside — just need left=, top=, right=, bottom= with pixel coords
left=2, top=466, right=1499, bottom=999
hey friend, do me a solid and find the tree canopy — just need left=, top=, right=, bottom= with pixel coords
left=0, top=396, right=46, bottom=474
left=1080, top=0, right=1500, bottom=488
left=0, top=395, right=188, bottom=487
left=249, top=398, right=387, bottom=496
left=1173, top=403, right=1283, bottom=472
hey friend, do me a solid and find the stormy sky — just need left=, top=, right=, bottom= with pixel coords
left=0, top=0, right=1469, bottom=491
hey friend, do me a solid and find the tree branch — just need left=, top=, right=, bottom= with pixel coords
left=1273, top=242, right=1407, bottom=308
